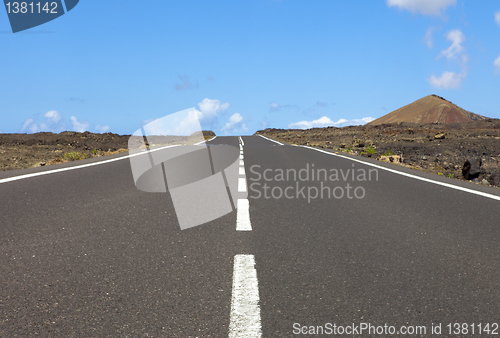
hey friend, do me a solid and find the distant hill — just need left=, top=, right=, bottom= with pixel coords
left=368, top=95, right=487, bottom=125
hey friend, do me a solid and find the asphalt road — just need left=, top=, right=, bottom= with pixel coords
left=1, top=135, right=500, bottom=337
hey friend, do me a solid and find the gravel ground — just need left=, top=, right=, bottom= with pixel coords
left=256, top=119, right=500, bottom=187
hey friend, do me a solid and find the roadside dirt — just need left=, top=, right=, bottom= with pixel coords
left=0, top=131, right=129, bottom=171
left=0, top=130, right=216, bottom=171
left=256, top=119, right=500, bottom=187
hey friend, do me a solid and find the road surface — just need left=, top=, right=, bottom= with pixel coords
left=1, top=136, right=500, bottom=337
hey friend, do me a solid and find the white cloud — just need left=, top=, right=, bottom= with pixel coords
left=428, top=71, right=464, bottom=89
left=96, top=125, right=110, bottom=133
left=494, top=55, right=500, bottom=73
left=21, top=119, right=49, bottom=133
left=288, top=116, right=375, bottom=129
left=346, top=117, right=376, bottom=125
left=424, top=27, right=435, bottom=48
left=495, top=11, right=500, bottom=26
left=70, top=116, right=89, bottom=132
left=428, top=29, right=468, bottom=89
left=270, top=102, right=280, bottom=112
left=22, top=119, right=34, bottom=130
left=44, top=110, right=61, bottom=123
left=141, top=108, right=202, bottom=136
left=387, top=0, right=455, bottom=16
left=21, top=118, right=36, bottom=133
left=174, top=109, right=203, bottom=136
left=21, top=111, right=60, bottom=133
left=289, top=116, right=340, bottom=129
left=43, top=110, right=65, bottom=132
left=197, top=98, right=230, bottom=121
left=437, top=29, right=465, bottom=60
left=21, top=120, right=48, bottom=133
left=221, top=113, right=247, bottom=134
left=270, top=101, right=299, bottom=113
left=221, top=113, right=243, bottom=129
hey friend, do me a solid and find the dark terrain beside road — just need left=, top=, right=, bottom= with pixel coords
left=257, top=119, right=500, bottom=187
left=0, top=130, right=216, bottom=171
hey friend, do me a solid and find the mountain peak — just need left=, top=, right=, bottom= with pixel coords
left=368, top=95, right=487, bottom=125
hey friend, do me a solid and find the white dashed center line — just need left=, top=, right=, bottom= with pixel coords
left=237, top=137, right=251, bottom=229
left=238, top=177, right=247, bottom=192
left=236, top=199, right=252, bottom=231
left=229, top=254, right=262, bottom=338
left=230, top=137, right=261, bottom=337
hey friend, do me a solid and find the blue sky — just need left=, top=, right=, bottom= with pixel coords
left=1, top=0, right=499, bottom=135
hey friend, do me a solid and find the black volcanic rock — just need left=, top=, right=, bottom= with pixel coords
left=462, top=157, right=482, bottom=180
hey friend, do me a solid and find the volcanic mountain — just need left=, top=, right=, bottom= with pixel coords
left=368, top=95, right=487, bottom=125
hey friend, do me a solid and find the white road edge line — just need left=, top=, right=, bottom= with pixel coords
left=239, top=167, right=246, bottom=175
left=239, top=160, right=244, bottom=166
left=238, top=177, right=247, bottom=192
left=236, top=199, right=252, bottom=231
left=194, top=135, right=217, bottom=145
left=229, top=254, right=262, bottom=338
left=258, top=134, right=283, bottom=146
left=1, top=136, right=219, bottom=185
left=0, top=144, right=181, bottom=185
left=239, top=136, right=245, bottom=146
left=299, top=145, right=500, bottom=202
